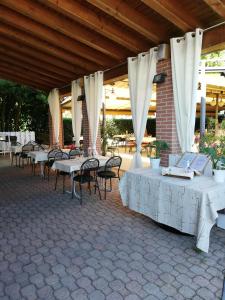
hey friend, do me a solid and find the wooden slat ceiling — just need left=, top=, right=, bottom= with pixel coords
left=0, top=0, right=224, bottom=92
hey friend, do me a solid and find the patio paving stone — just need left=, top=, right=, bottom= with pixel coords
left=0, top=157, right=225, bottom=299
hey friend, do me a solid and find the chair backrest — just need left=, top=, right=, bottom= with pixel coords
left=48, top=149, right=62, bottom=160
left=105, top=156, right=122, bottom=170
left=9, top=136, right=17, bottom=142
left=80, top=158, right=99, bottom=175
left=69, top=149, right=82, bottom=158
left=54, top=151, right=69, bottom=161
left=52, top=143, right=61, bottom=150
left=22, top=143, right=34, bottom=152
left=112, top=138, right=120, bottom=146
left=33, top=144, right=44, bottom=151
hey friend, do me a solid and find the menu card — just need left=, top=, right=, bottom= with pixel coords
left=176, top=152, right=210, bottom=173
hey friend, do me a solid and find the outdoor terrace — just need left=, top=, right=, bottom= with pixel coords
left=0, top=156, right=224, bottom=300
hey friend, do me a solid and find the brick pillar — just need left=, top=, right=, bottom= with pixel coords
left=156, top=59, right=181, bottom=166
left=48, top=107, right=64, bottom=148
left=82, top=100, right=101, bottom=155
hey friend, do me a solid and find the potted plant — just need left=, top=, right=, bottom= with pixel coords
left=148, top=140, right=169, bottom=169
left=199, top=134, right=225, bottom=183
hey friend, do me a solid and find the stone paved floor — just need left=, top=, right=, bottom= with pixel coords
left=0, top=156, right=225, bottom=300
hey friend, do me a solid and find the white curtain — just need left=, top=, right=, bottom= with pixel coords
left=171, top=28, right=203, bottom=152
left=84, top=71, right=103, bottom=155
left=71, top=80, right=82, bottom=147
left=128, top=48, right=157, bottom=169
left=48, top=88, right=60, bottom=144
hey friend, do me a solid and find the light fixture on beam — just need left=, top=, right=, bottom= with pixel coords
left=218, top=92, right=225, bottom=108
left=105, top=84, right=117, bottom=101
left=210, top=97, right=216, bottom=106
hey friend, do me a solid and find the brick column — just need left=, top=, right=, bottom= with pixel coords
left=82, top=100, right=101, bottom=155
left=156, top=59, right=181, bottom=166
left=48, top=107, right=64, bottom=148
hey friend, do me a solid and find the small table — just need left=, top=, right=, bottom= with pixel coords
left=52, top=156, right=108, bottom=197
left=119, top=168, right=225, bottom=253
left=29, top=151, right=48, bottom=177
left=29, top=149, right=71, bottom=177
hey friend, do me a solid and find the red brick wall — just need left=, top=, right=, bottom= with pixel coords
left=156, top=59, right=181, bottom=166
left=82, top=100, right=101, bottom=155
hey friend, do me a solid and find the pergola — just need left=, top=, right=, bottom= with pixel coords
left=0, top=0, right=225, bottom=93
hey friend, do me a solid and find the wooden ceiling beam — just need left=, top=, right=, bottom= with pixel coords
left=0, top=61, right=63, bottom=87
left=141, top=0, right=201, bottom=32
left=202, top=23, right=225, bottom=52
left=1, top=0, right=130, bottom=60
left=87, top=0, right=169, bottom=43
left=41, top=0, right=150, bottom=52
left=0, top=52, right=70, bottom=82
left=0, top=45, right=73, bottom=81
left=203, top=0, right=225, bottom=19
left=0, top=68, right=52, bottom=90
left=0, top=73, right=49, bottom=91
left=0, top=5, right=113, bottom=68
left=0, top=21, right=98, bottom=74
left=0, top=36, right=79, bottom=77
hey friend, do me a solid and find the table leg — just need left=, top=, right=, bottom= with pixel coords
left=70, top=172, right=80, bottom=199
left=40, top=162, right=44, bottom=178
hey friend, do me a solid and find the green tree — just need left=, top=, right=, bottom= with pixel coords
left=0, top=80, right=49, bottom=143
left=201, top=50, right=225, bottom=67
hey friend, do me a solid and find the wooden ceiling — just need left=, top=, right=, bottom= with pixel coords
left=0, top=0, right=225, bottom=92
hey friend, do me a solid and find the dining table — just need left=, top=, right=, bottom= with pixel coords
left=119, top=167, right=225, bottom=253
left=29, top=149, right=70, bottom=177
left=52, top=155, right=109, bottom=197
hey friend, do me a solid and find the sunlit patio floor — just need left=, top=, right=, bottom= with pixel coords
left=0, top=156, right=224, bottom=300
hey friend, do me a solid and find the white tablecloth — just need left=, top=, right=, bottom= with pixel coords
left=11, top=145, right=23, bottom=154
left=29, top=149, right=71, bottom=164
left=29, top=151, right=48, bottom=163
left=52, top=156, right=108, bottom=173
left=0, top=141, right=11, bottom=153
left=119, top=168, right=225, bottom=253
left=0, top=131, right=35, bottom=144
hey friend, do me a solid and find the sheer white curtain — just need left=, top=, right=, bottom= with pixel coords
left=48, top=88, right=60, bottom=144
left=171, top=28, right=203, bottom=152
left=71, top=80, right=82, bottom=147
left=128, top=48, right=157, bottom=169
left=84, top=71, right=103, bottom=155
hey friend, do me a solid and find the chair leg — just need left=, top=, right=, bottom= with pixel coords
left=104, top=178, right=107, bottom=200
left=79, top=183, right=82, bottom=205
left=48, top=167, right=50, bottom=181
left=62, top=175, right=65, bottom=193
left=54, top=171, right=58, bottom=190
left=110, top=178, right=112, bottom=191
left=96, top=178, right=102, bottom=201
left=88, top=182, right=91, bottom=195
left=71, top=180, right=74, bottom=199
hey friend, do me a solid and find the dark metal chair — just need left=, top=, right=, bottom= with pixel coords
left=107, top=138, right=120, bottom=156
left=125, top=138, right=136, bottom=153
left=31, top=144, right=45, bottom=175
left=54, top=152, right=70, bottom=193
left=11, top=142, right=22, bottom=166
left=69, top=148, right=82, bottom=159
left=72, top=158, right=101, bottom=204
left=44, top=149, right=62, bottom=180
left=19, top=143, right=34, bottom=167
left=9, top=136, right=17, bottom=145
left=97, top=156, right=122, bottom=199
